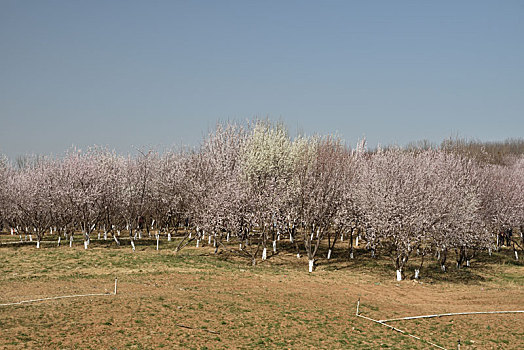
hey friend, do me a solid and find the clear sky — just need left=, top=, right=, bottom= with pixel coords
left=1, top=0, right=523, bottom=159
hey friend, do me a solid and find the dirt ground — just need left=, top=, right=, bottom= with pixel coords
left=0, top=236, right=523, bottom=349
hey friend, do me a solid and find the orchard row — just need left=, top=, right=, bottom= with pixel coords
left=0, top=121, right=522, bottom=279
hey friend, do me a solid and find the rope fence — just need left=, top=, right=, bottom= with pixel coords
left=355, top=298, right=448, bottom=350
left=0, top=278, right=118, bottom=307
left=380, top=310, right=524, bottom=323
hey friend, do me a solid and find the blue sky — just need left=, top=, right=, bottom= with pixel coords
left=1, top=0, right=523, bottom=159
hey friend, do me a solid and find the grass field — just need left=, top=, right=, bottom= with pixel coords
left=0, top=234, right=523, bottom=349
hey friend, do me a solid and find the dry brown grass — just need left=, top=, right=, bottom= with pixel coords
left=0, top=236, right=523, bottom=349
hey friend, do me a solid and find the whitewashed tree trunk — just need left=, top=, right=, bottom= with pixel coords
left=114, top=234, right=120, bottom=245
left=414, top=269, right=420, bottom=279
left=396, top=269, right=402, bottom=281
left=239, top=243, right=242, bottom=250
left=130, top=240, right=136, bottom=251
left=10, top=228, right=14, bottom=235
left=488, top=248, right=492, bottom=256
left=327, top=249, right=332, bottom=260
left=208, top=235, right=212, bottom=244
left=466, top=260, right=470, bottom=267
left=277, top=231, right=280, bottom=241
left=289, top=234, right=294, bottom=243
left=308, top=259, right=314, bottom=273
left=98, top=232, right=101, bottom=240
left=19, top=234, right=23, bottom=242
left=104, top=231, right=107, bottom=240
left=297, top=253, right=300, bottom=258
left=441, top=264, right=446, bottom=272
left=196, top=239, right=200, bottom=248
left=57, top=237, right=61, bottom=247
left=340, top=233, right=344, bottom=242
left=188, top=232, right=192, bottom=239
left=272, top=240, right=277, bottom=253
left=29, top=235, right=33, bottom=242
left=84, top=240, right=88, bottom=250
left=226, top=232, right=230, bottom=242
left=515, top=250, right=519, bottom=260
left=138, top=231, right=142, bottom=239
left=70, top=235, right=73, bottom=247
left=350, top=250, right=354, bottom=259
left=262, top=247, right=267, bottom=260
left=355, top=236, right=359, bottom=247
left=168, top=233, right=171, bottom=241
left=156, top=235, right=159, bottom=250
left=36, top=241, right=40, bottom=249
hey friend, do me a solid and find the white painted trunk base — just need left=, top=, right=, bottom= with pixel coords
left=350, top=251, right=354, bottom=259
left=297, top=253, right=300, bottom=258
left=396, top=269, right=402, bottom=281
left=156, top=235, right=159, bottom=250
left=327, top=249, right=332, bottom=260
left=98, top=232, right=101, bottom=240
left=131, top=240, right=136, bottom=251
left=57, top=237, right=61, bottom=247
left=208, top=235, right=212, bottom=244
left=466, top=260, right=470, bottom=267
left=196, top=239, right=200, bottom=248
left=441, top=264, right=446, bottom=272
left=36, top=241, right=40, bottom=249
left=29, top=235, right=33, bottom=242
left=226, top=233, right=230, bottom=242
left=308, top=259, right=314, bottom=273
left=515, top=250, right=519, bottom=260
left=104, top=231, right=107, bottom=240
left=355, top=236, right=359, bottom=247
left=168, top=233, right=171, bottom=241
left=414, top=269, right=420, bottom=279
left=272, top=240, right=277, bottom=253
left=70, top=236, right=73, bottom=247
left=84, top=241, right=88, bottom=250
left=262, top=248, right=267, bottom=260
left=289, top=235, right=294, bottom=243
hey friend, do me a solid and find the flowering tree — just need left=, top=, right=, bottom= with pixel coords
left=8, top=157, right=55, bottom=247
left=240, top=120, right=293, bottom=264
left=480, top=158, right=524, bottom=259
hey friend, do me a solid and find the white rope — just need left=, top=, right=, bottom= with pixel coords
left=0, top=293, right=112, bottom=307
left=380, top=310, right=524, bottom=323
left=356, top=299, right=448, bottom=350
left=0, top=278, right=118, bottom=307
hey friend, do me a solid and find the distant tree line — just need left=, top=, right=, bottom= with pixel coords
left=0, top=120, right=522, bottom=280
